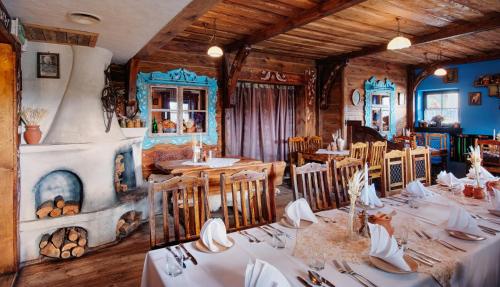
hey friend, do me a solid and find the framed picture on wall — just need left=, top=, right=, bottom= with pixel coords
left=37, top=52, right=60, bottom=78
left=443, top=68, right=458, bottom=83
left=398, top=92, right=405, bottom=105
left=468, top=92, right=482, bottom=105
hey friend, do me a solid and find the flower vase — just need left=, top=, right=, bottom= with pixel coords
left=346, top=202, right=358, bottom=240
left=24, top=125, right=42, bottom=144
left=336, top=138, right=345, bottom=151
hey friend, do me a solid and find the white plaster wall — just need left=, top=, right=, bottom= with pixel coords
left=21, top=42, right=73, bottom=142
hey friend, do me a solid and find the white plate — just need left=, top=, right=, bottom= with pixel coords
left=369, top=255, right=418, bottom=274
left=194, top=236, right=235, bottom=253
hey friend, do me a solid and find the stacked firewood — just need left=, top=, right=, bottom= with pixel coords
left=39, top=227, right=87, bottom=259
left=36, top=195, right=80, bottom=218
left=116, top=210, right=141, bottom=238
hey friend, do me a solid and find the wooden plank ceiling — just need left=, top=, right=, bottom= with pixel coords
left=142, top=0, right=500, bottom=65
left=24, top=23, right=98, bottom=47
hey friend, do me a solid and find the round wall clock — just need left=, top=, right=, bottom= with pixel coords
left=352, top=89, right=361, bottom=106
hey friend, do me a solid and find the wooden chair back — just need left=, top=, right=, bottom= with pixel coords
left=393, top=135, right=417, bottom=149
left=288, top=137, right=306, bottom=166
left=220, top=169, right=271, bottom=231
left=332, top=157, right=363, bottom=207
left=148, top=173, right=210, bottom=248
left=406, top=147, right=431, bottom=185
left=306, top=136, right=323, bottom=152
left=475, top=139, right=500, bottom=173
left=382, top=150, right=408, bottom=197
left=426, top=133, right=447, bottom=151
left=368, top=141, right=387, bottom=180
left=290, top=162, right=334, bottom=211
left=350, top=141, right=369, bottom=164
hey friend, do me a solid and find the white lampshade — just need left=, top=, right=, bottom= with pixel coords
left=387, top=36, right=412, bottom=50
left=434, top=67, right=447, bottom=76
left=207, top=45, right=223, bottom=58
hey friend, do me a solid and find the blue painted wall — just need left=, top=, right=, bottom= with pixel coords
left=415, top=59, right=500, bottom=135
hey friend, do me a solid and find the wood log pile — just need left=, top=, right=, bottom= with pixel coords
left=36, top=196, right=80, bottom=218
left=116, top=210, right=141, bottom=238
left=39, top=227, right=87, bottom=259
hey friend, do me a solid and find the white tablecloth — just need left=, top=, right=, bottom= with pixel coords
left=141, top=186, right=500, bottom=287
left=315, top=149, right=350, bottom=156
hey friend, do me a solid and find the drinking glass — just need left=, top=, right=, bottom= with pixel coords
left=396, top=224, right=409, bottom=251
left=408, top=195, right=419, bottom=209
left=166, top=253, right=183, bottom=277
left=308, top=249, right=326, bottom=271
left=272, top=232, right=286, bottom=249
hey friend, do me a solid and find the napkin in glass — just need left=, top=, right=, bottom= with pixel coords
left=492, top=189, right=500, bottom=211
left=200, top=218, right=233, bottom=252
left=467, top=166, right=495, bottom=180
left=367, top=223, right=411, bottom=271
left=360, top=183, right=383, bottom=208
left=245, top=259, right=290, bottom=287
left=447, top=205, right=482, bottom=236
left=404, top=180, right=434, bottom=198
left=284, top=198, right=318, bottom=227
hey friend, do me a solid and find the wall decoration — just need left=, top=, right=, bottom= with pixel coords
left=351, top=89, right=361, bottom=106
left=304, top=69, right=316, bottom=136
left=398, top=92, right=405, bottom=105
left=474, top=73, right=500, bottom=98
left=364, top=76, right=396, bottom=139
left=443, top=68, right=458, bottom=83
left=468, top=92, right=482, bottom=106
left=260, top=70, right=287, bottom=82
left=37, top=52, right=60, bottom=78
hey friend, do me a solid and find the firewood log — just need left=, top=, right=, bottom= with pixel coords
left=68, top=228, right=79, bottom=242
left=62, top=201, right=80, bottom=215
left=76, top=228, right=87, bottom=246
left=119, top=222, right=130, bottom=234
left=125, top=211, right=136, bottom=222
left=49, top=208, right=62, bottom=217
left=54, top=195, right=65, bottom=208
left=40, top=242, right=60, bottom=258
left=61, top=250, right=71, bottom=259
left=77, top=237, right=87, bottom=247
left=71, top=246, right=85, bottom=257
left=36, top=201, right=54, bottom=219
left=39, top=234, right=50, bottom=249
left=61, top=240, right=78, bottom=251
left=51, top=228, right=65, bottom=249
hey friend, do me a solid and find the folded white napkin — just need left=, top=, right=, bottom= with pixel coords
left=467, top=166, right=495, bottom=180
left=437, top=171, right=461, bottom=187
left=405, top=180, right=434, bottom=198
left=492, top=189, right=500, bottom=211
left=245, top=259, right=290, bottom=287
left=200, top=218, right=233, bottom=252
left=368, top=223, right=411, bottom=271
left=447, top=205, right=482, bottom=236
left=284, top=198, right=318, bottom=227
left=360, top=184, right=383, bottom=208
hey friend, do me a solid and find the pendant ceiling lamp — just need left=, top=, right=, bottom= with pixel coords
left=207, top=19, right=223, bottom=58
left=434, top=51, right=447, bottom=77
left=387, top=17, right=411, bottom=50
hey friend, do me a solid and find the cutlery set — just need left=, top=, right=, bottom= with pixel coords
left=413, top=229, right=466, bottom=252
left=332, top=259, right=378, bottom=287
left=239, top=230, right=262, bottom=243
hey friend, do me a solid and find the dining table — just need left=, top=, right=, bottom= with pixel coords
left=298, top=149, right=350, bottom=164
left=140, top=178, right=500, bottom=287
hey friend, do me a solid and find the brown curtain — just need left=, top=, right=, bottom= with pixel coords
left=226, top=82, right=295, bottom=162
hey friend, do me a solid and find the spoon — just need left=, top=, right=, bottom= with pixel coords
left=308, top=270, right=323, bottom=286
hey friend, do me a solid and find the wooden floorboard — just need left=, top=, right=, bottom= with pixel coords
left=15, top=186, right=294, bottom=287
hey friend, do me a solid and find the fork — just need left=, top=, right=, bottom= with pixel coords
left=175, top=246, right=189, bottom=262
left=242, top=230, right=262, bottom=243
left=342, top=260, right=378, bottom=287
left=239, top=231, right=255, bottom=243
left=332, top=259, right=370, bottom=287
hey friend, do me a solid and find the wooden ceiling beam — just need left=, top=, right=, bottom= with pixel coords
left=134, top=0, right=222, bottom=59
left=225, top=0, right=367, bottom=52
left=415, top=49, right=500, bottom=68
left=321, top=12, right=500, bottom=63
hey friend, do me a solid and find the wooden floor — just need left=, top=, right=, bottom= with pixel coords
left=14, top=185, right=294, bottom=287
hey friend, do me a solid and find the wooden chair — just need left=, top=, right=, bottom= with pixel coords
left=406, top=147, right=431, bottom=185
left=288, top=137, right=306, bottom=166
left=148, top=173, right=210, bottom=248
left=306, top=136, right=323, bottom=152
left=426, top=133, right=448, bottom=170
left=331, top=157, right=363, bottom=207
left=382, top=150, right=408, bottom=197
left=368, top=141, right=387, bottom=181
left=220, top=169, right=272, bottom=231
left=393, top=135, right=416, bottom=149
left=290, top=162, right=334, bottom=211
left=475, top=139, right=500, bottom=174
left=350, top=141, right=369, bottom=165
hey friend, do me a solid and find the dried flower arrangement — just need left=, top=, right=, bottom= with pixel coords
left=20, top=106, right=48, bottom=126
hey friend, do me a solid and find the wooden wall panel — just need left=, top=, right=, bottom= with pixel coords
left=0, top=44, right=18, bottom=274
left=319, top=73, right=343, bottom=144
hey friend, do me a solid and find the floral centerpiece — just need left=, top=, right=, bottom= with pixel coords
left=347, top=170, right=364, bottom=239
left=468, top=145, right=485, bottom=199
left=20, top=106, right=47, bottom=144
left=431, top=115, right=444, bottom=127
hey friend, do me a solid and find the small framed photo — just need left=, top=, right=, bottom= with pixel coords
left=398, top=92, right=405, bottom=105
left=468, top=92, right=482, bottom=105
left=37, top=52, right=60, bottom=78
left=443, top=68, right=458, bottom=83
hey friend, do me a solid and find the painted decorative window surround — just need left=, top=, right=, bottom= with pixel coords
left=364, top=76, right=396, bottom=139
left=137, top=68, right=218, bottom=149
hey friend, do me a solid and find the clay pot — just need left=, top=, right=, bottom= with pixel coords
left=23, top=125, right=42, bottom=144
left=473, top=186, right=486, bottom=200
left=463, top=184, right=474, bottom=197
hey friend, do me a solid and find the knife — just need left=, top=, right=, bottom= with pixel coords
left=180, top=243, right=198, bottom=265
left=297, top=276, right=313, bottom=287
left=310, top=270, right=336, bottom=287
left=258, top=226, right=275, bottom=237
left=166, top=246, right=186, bottom=268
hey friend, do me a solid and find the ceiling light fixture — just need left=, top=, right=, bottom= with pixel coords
left=207, top=19, right=223, bottom=58
left=434, top=51, right=447, bottom=76
left=68, top=12, right=101, bottom=25
left=387, top=17, right=411, bottom=50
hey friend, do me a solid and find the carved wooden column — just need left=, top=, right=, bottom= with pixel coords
left=317, top=59, right=347, bottom=110
left=406, top=65, right=434, bottom=129
left=304, top=68, right=317, bottom=136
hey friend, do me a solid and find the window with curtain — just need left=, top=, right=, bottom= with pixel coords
left=225, top=82, right=295, bottom=162
left=423, top=90, right=459, bottom=124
